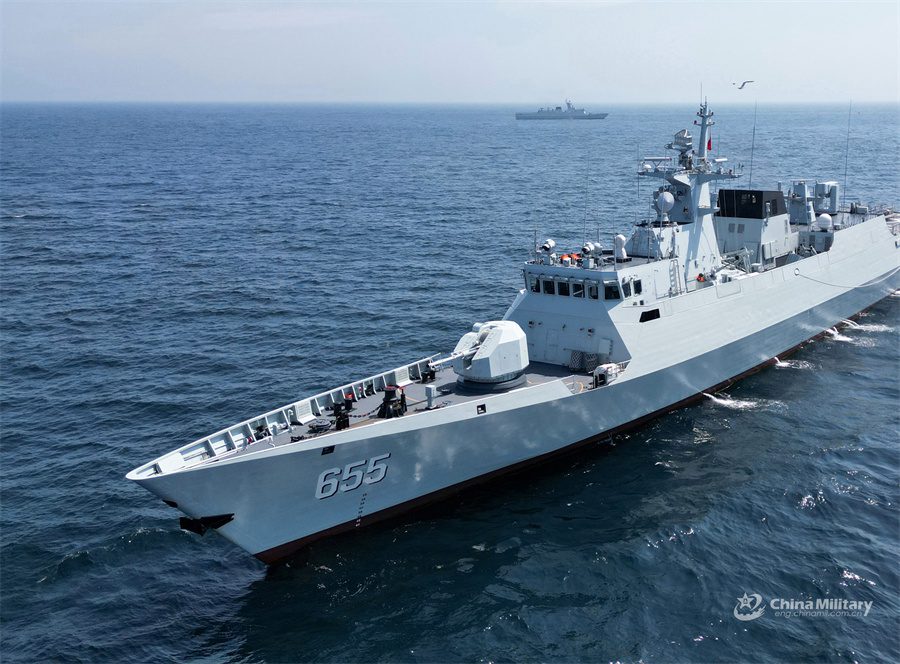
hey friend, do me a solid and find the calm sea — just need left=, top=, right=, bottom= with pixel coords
left=1, top=103, right=898, bottom=663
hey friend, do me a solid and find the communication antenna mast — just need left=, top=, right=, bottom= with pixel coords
left=748, top=101, right=758, bottom=189
left=842, top=100, right=852, bottom=210
left=635, top=142, right=641, bottom=224
left=581, top=172, right=590, bottom=245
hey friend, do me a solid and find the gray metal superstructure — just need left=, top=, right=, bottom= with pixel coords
left=516, top=99, right=608, bottom=120
left=127, top=104, right=899, bottom=564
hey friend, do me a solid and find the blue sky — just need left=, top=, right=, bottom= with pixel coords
left=1, top=1, right=897, bottom=103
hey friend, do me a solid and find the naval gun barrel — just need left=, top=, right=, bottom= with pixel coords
left=428, top=346, right=479, bottom=370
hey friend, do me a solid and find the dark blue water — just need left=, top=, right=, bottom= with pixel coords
left=1, top=104, right=898, bottom=663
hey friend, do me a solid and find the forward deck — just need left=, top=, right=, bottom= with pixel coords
left=128, top=359, right=598, bottom=479
left=218, top=362, right=592, bottom=462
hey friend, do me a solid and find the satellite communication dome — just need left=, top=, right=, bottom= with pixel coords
left=816, top=213, right=833, bottom=230
left=655, top=191, right=675, bottom=213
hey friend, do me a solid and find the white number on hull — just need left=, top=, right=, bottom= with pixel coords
left=315, top=453, right=391, bottom=499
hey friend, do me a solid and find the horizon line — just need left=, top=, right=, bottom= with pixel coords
left=2, top=99, right=898, bottom=106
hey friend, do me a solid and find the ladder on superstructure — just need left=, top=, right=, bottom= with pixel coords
left=668, top=258, right=683, bottom=297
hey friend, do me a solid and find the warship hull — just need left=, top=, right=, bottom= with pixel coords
left=130, top=217, right=899, bottom=563
left=516, top=112, right=608, bottom=120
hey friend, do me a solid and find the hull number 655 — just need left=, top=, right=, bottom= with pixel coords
left=315, top=453, right=391, bottom=500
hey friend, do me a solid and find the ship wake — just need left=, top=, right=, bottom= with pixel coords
left=849, top=323, right=894, bottom=334
left=825, top=327, right=853, bottom=343
left=701, top=393, right=779, bottom=410
left=703, top=392, right=761, bottom=410
left=826, top=322, right=894, bottom=347
left=774, top=357, right=815, bottom=370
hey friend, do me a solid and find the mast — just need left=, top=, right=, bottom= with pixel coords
left=696, top=101, right=713, bottom=161
left=637, top=102, right=741, bottom=286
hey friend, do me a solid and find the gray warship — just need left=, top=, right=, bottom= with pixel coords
left=516, top=99, right=608, bottom=120
left=127, top=103, right=899, bottom=564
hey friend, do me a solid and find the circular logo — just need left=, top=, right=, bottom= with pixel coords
left=734, top=592, right=766, bottom=621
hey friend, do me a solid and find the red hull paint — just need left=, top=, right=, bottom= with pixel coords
left=254, top=315, right=863, bottom=565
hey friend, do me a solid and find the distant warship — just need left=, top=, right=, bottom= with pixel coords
left=516, top=99, right=608, bottom=120
left=128, top=103, right=899, bottom=564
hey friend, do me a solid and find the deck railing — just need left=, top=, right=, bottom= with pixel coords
left=127, top=354, right=441, bottom=479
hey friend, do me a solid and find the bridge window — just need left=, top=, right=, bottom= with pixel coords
left=738, top=224, right=745, bottom=234
left=542, top=279, right=555, bottom=295
left=528, top=275, right=540, bottom=292
left=572, top=282, right=584, bottom=298
left=557, top=281, right=570, bottom=296
left=604, top=282, right=621, bottom=300
left=587, top=283, right=599, bottom=299
left=622, top=281, right=632, bottom=298
left=634, top=279, right=642, bottom=295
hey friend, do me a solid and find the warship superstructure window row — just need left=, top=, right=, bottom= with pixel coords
left=528, top=273, right=605, bottom=299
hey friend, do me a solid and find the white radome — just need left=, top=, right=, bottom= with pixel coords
left=656, top=190, right=675, bottom=213
left=817, top=213, right=833, bottom=230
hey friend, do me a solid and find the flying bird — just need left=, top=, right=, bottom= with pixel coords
left=733, top=80, right=755, bottom=90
